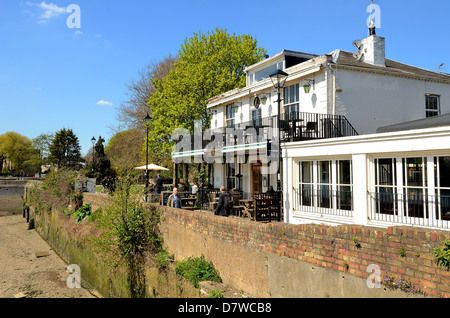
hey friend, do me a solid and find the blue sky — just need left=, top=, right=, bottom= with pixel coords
left=0, top=0, right=449, bottom=155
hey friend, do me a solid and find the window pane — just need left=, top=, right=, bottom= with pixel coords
left=301, top=184, right=312, bottom=206
left=376, top=187, right=396, bottom=215
left=425, top=95, right=440, bottom=117
left=405, top=188, right=426, bottom=218
left=438, top=189, right=450, bottom=220
left=338, top=160, right=351, bottom=184
left=226, top=104, right=235, bottom=119
left=289, top=85, right=295, bottom=104
left=227, top=163, right=235, bottom=177
left=319, top=185, right=331, bottom=208
left=378, top=158, right=394, bottom=186
left=439, top=157, right=450, bottom=188
left=338, top=185, right=352, bottom=210
left=301, top=161, right=312, bottom=183
left=319, top=161, right=330, bottom=183
left=406, top=157, right=423, bottom=187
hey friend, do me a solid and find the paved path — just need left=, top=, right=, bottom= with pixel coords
left=0, top=214, right=99, bottom=298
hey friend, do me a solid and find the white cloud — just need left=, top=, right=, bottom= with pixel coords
left=96, top=100, right=113, bottom=106
left=26, top=1, right=67, bottom=23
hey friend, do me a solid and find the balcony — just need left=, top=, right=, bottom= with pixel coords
left=221, top=112, right=358, bottom=147
left=173, top=112, right=359, bottom=161
left=278, top=112, right=359, bottom=142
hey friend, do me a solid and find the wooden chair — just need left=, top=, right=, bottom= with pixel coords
left=231, top=195, right=245, bottom=216
left=208, top=193, right=218, bottom=212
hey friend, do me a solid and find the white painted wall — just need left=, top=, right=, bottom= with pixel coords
left=335, top=69, right=450, bottom=135
left=298, top=70, right=328, bottom=114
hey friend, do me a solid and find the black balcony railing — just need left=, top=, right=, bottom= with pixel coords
left=175, top=112, right=359, bottom=160
left=219, top=112, right=358, bottom=147
left=278, top=112, right=359, bottom=142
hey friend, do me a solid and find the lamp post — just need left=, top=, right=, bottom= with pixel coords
left=269, top=69, right=288, bottom=220
left=143, top=113, right=152, bottom=202
left=91, top=136, right=96, bottom=174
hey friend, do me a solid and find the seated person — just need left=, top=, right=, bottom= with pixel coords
left=167, top=187, right=181, bottom=208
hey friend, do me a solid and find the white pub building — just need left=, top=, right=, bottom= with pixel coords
left=172, top=25, right=450, bottom=230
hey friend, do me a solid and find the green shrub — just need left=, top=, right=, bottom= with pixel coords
left=434, top=240, right=450, bottom=270
left=86, top=208, right=102, bottom=223
left=154, top=248, right=175, bottom=270
left=175, top=254, right=222, bottom=288
left=208, top=289, right=224, bottom=298
left=73, top=204, right=92, bottom=224
left=63, top=207, right=72, bottom=216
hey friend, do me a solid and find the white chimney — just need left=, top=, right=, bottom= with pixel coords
left=353, top=23, right=386, bottom=67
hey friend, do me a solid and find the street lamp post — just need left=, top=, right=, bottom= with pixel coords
left=143, top=113, right=152, bottom=202
left=91, top=136, right=96, bottom=175
left=269, top=69, right=288, bottom=221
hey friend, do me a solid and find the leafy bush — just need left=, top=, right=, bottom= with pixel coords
left=73, top=204, right=91, bottom=224
left=175, top=254, right=222, bottom=288
left=154, top=248, right=174, bottom=270
left=434, top=240, right=450, bottom=270
left=208, top=289, right=224, bottom=298
left=86, top=208, right=102, bottom=223
left=91, top=176, right=163, bottom=298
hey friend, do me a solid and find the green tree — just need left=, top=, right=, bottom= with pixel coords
left=105, top=129, right=144, bottom=174
left=48, top=128, right=81, bottom=169
left=0, top=131, right=38, bottom=175
left=32, top=132, right=54, bottom=176
left=147, top=28, right=266, bottom=157
left=32, top=132, right=54, bottom=162
left=84, top=135, right=112, bottom=180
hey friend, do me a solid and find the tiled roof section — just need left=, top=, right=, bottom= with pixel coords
left=335, top=50, right=450, bottom=82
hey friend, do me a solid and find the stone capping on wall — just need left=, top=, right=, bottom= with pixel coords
left=155, top=204, right=450, bottom=298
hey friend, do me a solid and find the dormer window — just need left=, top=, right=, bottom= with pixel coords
left=248, top=61, right=284, bottom=85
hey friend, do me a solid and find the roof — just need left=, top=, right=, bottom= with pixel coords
left=377, top=113, right=450, bottom=133
left=207, top=47, right=450, bottom=108
left=244, top=49, right=318, bottom=72
left=333, top=50, right=450, bottom=83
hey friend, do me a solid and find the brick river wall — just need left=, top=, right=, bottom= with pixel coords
left=156, top=205, right=450, bottom=298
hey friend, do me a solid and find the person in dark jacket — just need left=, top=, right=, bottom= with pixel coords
left=214, top=186, right=232, bottom=217
left=155, top=174, right=163, bottom=195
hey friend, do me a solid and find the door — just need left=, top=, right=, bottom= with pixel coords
left=252, top=162, right=262, bottom=193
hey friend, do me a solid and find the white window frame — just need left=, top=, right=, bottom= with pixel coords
left=425, top=94, right=440, bottom=117
left=283, top=83, right=300, bottom=116
left=295, top=159, right=353, bottom=219
left=225, top=104, right=235, bottom=128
